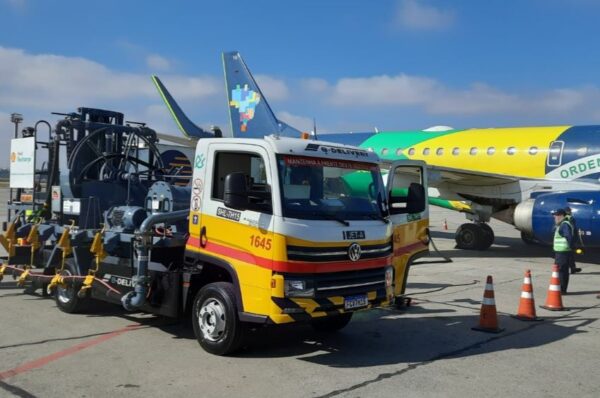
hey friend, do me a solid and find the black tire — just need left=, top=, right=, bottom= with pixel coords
left=455, top=223, right=483, bottom=250
left=192, top=282, right=244, bottom=356
left=478, top=223, right=494, bottom=250
left=55, top=260, right=89, bottom=314
left=311, top=313, right=353, bottom=332
left=521, top=231, right=537, bottom=245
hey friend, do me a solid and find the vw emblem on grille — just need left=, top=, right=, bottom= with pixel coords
left=348, top=243, right=362, bottom=262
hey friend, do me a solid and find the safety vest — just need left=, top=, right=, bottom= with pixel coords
left=553, top=221, right=572, bottom=252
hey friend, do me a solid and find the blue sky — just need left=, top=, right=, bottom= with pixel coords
left=2, top=0, right=600, bottom=166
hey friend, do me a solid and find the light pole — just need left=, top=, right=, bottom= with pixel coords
left=10, top=113, right=23, bottom=138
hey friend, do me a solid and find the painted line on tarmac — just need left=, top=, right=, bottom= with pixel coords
left=315, top=301, right=600, bottom=398
left=0, top=324, right=144, bottom=381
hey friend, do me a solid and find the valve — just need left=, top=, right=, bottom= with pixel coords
left=17, top=267, right=30, bottom=287
left=46, top=273, right=66, bottom=295
left=77, top=274, right=95, bottom=298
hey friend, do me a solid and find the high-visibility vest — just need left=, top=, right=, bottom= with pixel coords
left=553, top=221, right=572, bottom=252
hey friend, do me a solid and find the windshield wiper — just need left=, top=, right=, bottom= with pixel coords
left=367, top=214, right=390, bottom=224
left=321, top=213, right=350, bottom=226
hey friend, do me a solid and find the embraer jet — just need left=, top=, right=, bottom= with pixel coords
left=156, top=51, right=600, bottom=251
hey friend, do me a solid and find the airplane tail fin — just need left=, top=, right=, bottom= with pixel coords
left=222, top=51, right=302, bottom=139
left=151, top=75, right=214, bottom=139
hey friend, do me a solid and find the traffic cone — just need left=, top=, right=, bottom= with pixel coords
left=443, top=219, right=448, bottom=230
left=472, top=275, right=504, bottom=333
left=540, top=264, right=567, bottom=311
left=512, top=270, right=542, bottom=321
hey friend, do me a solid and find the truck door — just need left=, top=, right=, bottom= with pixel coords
left=192, top=143, right=275, bottom=314
left=385, top=160, right=429, bottom=297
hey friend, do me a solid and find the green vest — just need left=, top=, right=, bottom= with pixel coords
left=553, top=221, right=572, bottom=252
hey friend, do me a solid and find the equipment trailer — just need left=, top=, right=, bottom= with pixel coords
left=1, top=108, right=429, bottom=355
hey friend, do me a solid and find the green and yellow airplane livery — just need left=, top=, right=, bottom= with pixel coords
left=159, top=51, right=600, bottom=251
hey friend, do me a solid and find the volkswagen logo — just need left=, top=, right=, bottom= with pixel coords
left=348, top=243, right=362, bottom=262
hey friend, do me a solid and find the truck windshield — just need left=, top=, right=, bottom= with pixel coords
left=276, top=155, right=385, bottom=221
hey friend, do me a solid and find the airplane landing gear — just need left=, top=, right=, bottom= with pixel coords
left=455, top=223, right=494, bottom=250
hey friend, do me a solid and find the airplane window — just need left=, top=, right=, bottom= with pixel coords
left=381, top=148, right=389, bottom=156
left=470, top=147, right=478, bottom=155
left=422, top=148, right=430, bottom=156
left=408, top=148, right=415, bottom=156
left=367, top=147, right=374, bottom=152
left=452, top=147, right=460, bottom=156
left=529, top=146, right=538, bottom=155
left=396, top=148, right=403, bottom=156
left=576, top=147, right=588, bottom=156
left=507, top=147, right=517, bottom=155
left=487, top=147, right=495, bottom=155
left=436, top=148, right=444, bottom=156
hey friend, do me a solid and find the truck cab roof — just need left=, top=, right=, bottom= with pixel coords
left=197, top=135, right=381, bottom=164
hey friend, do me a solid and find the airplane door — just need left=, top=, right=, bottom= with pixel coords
left=385, top=160, right=429, bottom=297
left=547, top=141, right=565, bottom=167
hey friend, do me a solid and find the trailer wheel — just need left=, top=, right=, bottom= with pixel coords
left=311, top=313, right=353, bottom=332
left=192, top=282, right=244, bottom=355
left=55, top=260, right=89, bottom=314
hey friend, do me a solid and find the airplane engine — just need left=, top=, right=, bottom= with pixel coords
left=514, top=191, right=600, bottom=246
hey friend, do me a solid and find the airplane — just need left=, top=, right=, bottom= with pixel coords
left=156, top=52, right=600, bottom=251
left=221, top=51, right=600, bottom=251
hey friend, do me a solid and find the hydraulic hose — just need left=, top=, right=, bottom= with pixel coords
left=121, top=210, right=188, bottom=310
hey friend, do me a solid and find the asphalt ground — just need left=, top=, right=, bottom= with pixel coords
left=1, top=187, right=600, bottom=398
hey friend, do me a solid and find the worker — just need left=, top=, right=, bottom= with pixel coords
left=552, top=208, right=574, bottom=294
left=564, top=207, right=582, bottom=274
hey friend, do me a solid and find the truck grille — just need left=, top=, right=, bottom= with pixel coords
left=285, top=267, right=386, bottom=298
left=287, top=241, right=392, bottom=262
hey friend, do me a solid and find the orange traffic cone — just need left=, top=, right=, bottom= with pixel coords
left=512, top=270, right=542, bottom=321
left=443, top=219, right=448, bottom=230
left=472, top=276, right=504, bottom=333
left=540, top=264, right=567, bottom=311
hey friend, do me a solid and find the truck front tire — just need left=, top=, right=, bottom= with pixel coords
left=192, top=282, right=244, bottom=355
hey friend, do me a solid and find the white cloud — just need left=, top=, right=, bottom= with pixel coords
left=277, top=111, right=314, bottom=132
left=146, top=54, right=171, bottom=71
left=0, top=46, right=219, bottom=110
left=324, top=72, right=600, bottom=118
left=300, top=78, right=329, bottom=94
left=255, top=74, right=289, bottom=101
left=394, top=0, right=455, bottom=31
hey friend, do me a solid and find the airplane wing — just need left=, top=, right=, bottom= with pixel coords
left=427, top=164, right=520, bottom=187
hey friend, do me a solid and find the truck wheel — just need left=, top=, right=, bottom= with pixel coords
left=192, top=282, right=244, bottom=355
left=55, top=260, right=89, bottom=314
left=311, top=313, right=353, bottom=332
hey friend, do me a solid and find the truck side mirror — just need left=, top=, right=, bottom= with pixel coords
left=406, top=183, right=426, bottom=214
left=224, top=172, right=248, bottom=210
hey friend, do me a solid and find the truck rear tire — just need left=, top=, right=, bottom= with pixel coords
left=311, top=313, right=353, bottom=332
left=55, top=260, right=89, bottom=314
left=192, top=282, right=244, bottom=355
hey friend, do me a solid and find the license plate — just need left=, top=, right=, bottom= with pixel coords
left=344, top=294, right=369, bottom=310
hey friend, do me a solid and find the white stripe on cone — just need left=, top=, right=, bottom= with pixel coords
left=485, top=284, right=494, bottom=290
left=482, top=298, right=496, bottom=305
left=552, top=272, right=560, bottom=278
left=549, top=285, right=561, bottom=291
left=524, top=277, right=531, bottom=284
left=521, top=292, right=533, bottom=299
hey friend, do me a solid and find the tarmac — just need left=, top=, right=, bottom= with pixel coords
left=1, top=187, right=599, bottom=398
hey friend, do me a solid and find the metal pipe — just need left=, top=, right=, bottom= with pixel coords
left=121, top=209, right=188, bottom=310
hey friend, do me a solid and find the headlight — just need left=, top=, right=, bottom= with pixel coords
left=385, top=267, right=394, bottom=288
left=284, top=279, right=314, bottom=298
